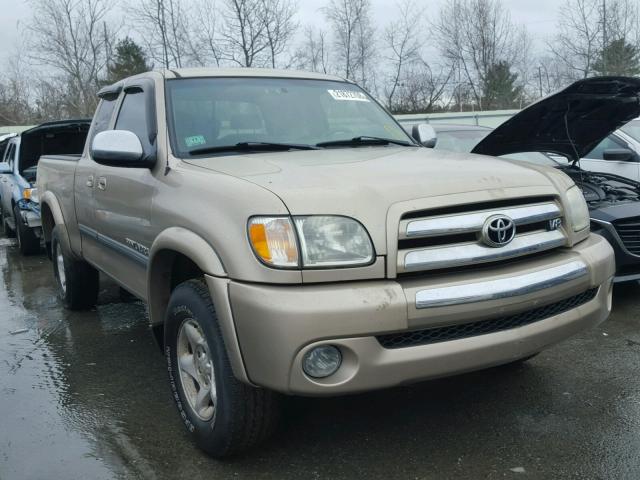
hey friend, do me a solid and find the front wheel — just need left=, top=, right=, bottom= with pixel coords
left=165, top=279, right=280, bottom=457
left=51, top=225, right=99, bottom=310
left=1, top=203, right=15, bottom=238
left=14, top=205, right=40, bottom=255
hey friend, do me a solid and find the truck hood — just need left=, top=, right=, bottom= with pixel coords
left=472, top=76, right=640, bottom=162
left=184, top=146, right=555, bottom=219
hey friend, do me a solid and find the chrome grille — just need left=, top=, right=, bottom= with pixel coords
left=613, top=218, right=640, bottom=255
left=397, top=200, right=566, bottom=274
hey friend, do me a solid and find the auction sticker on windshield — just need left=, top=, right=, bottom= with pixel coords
left=185, top=135, right=206, bottom=147
left=328, top=90, right=370, bottom=102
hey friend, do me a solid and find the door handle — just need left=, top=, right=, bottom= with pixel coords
left=86, top=175, right=94, bottom=188
left=97, top=177, right=107, bottom=190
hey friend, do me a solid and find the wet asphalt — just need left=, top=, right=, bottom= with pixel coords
left=1, top=235, right=640, bottom=480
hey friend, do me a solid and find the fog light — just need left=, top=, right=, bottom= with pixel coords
left=302, top=345, right=342, bottom=378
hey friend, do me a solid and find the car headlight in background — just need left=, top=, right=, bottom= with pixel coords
left=565, top=185, right=590, bottom=232
left=294, top=216, right=374, bottom=267
left=248, top=215, right=375, bottom=269
left=23, top=188, right=39, bottom=204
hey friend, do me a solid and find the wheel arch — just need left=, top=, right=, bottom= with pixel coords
left=147, top=228, right=249, bottom=383
left=39, top=192, right=67, bottom=258
left=147, top=227, right=227, bottom=329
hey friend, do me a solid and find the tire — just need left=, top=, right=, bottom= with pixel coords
left=1, top=203, right=15, bottom=238
left=165, top=279, right=280, bottom=458
left=51, top=225, right=99, bottom=310
left=14, top=205, right=40, bottom=255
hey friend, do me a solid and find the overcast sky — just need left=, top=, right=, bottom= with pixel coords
left=0, top=0, right=561, bottom=63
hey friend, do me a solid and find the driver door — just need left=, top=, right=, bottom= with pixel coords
left=92, top=81, right=157, bottom=298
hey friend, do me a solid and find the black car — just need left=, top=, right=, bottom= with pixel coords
left=417, top=78, right=640, bottom=282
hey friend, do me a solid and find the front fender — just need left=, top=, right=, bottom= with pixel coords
left=149, top=227, right=227, bottom=278
left=146, top=227, right=227, bottom=327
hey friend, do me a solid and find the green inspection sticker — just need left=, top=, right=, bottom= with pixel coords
left=185, top=135, right=206, bottom=147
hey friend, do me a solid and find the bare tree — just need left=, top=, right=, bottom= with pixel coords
left=548, top=0, right=602, bottom=79
left=133, top=0, right=195, bottom=68
left=187, top=0, right=224, bottom=67
left=392, top=62, right=454, bottom=113
left=262, top=0, right=298, bottom=68
left=26, top=0, right=118, bottom=116
left=0, top=53, right=35, bottom=125
left=324, top=0, right=374, bottom=82
left=549, top=0, right=639, bottom=80
left=295, top=26, right=331, bottom=73
left=383, top=0, right=423, bottom=109
left=219, top=0, right=269, bottom=66
left=435, top=0, right=525, bottom=109
left=218, top=0, right=298, bottom=68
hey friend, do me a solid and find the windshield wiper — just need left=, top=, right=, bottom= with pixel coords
left=188, top=141, right=320, bottom=156
left=316, top=136, right=415, bottom=148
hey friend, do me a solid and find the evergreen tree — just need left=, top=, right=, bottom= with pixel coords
left=481, top=61, right=523, bottom=110
left=593, top=39, right=640, bottom=77
left=106, top=37, right=152, bottom=84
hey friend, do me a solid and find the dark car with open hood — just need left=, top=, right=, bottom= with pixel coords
left=417, top=77, right=640, bottom=282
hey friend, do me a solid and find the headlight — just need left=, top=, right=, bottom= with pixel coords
left=248, top=217, right=299, bottom=268
left=294, top=216, right=374, bottom=268
left=565, top=186, right=589, bottom=232
left=23, top=188, right=39, bottom=204
left=248, top=215, right=375, bottom=269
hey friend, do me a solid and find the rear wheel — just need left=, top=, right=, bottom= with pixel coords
left=14, top=205, right=40, bottom=255
left=165, top=279, right=280, bottom=457
left=52, top=225, right=99, bottom=310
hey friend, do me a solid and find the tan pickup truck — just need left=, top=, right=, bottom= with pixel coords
left=37, top=68, right=615, bottom=457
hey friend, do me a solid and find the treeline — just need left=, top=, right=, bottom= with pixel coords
left=0, top=0, right=639, bottom=125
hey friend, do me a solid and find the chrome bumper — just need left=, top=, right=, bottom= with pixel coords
left=415, top=260, right=588, bottom=308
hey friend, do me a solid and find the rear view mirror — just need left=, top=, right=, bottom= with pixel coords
left=91, top=130, right=152, bottom=168
left=411, top=124, right=437, bottom=148
left=603, top=148, right=635, bottom=162
left=0, top=162, right=10, bottom=174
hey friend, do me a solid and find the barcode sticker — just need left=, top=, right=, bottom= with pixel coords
left=327, top=89, right=370, bottom=102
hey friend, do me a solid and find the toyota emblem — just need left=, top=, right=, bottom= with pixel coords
left=481, top=215, right=516, bottom=247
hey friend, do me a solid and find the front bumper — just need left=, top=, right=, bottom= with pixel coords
left=591, top=219, right=640, bottom=282
left=17, top=200, right=41, bottom=229
left=213, top=234, right=614, bottom=396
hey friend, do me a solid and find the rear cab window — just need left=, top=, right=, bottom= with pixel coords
left=90, top=97, right=118, bottom=145
left=115, top=89, right=154, bottom=152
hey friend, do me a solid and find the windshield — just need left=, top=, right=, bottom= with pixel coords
left=166, top=77, right=412, bottom=157
left=433, top=129, right=490, bottom=152
left=621, top=119, right=640, bottom=142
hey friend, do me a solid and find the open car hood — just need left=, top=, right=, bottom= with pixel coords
left=472, top=77, right=640, bottom=162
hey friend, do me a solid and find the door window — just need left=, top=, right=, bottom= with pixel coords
left=585, top=135, right=626, bottom=159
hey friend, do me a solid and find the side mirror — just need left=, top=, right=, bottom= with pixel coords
left=91, top=130, right=152, bottom=168
left=603, top=148, right=635, bottom=162
left=411, top=123, right=437, bottom=148
left=0, top=162, right=10, bottom=174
